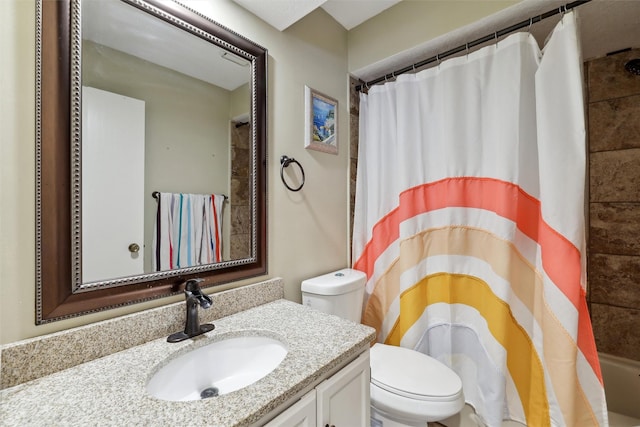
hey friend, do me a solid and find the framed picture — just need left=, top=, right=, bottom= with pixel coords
left=305, top=86, right=338, bottom=155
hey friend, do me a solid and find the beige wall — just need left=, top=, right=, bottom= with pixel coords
left=0, top=0, right=350, bottom=344
left=0, top=0, right=520, bottom=345
left=1, top=0, right=37, bottom=344
left=347, top=0, right=519, bottom=73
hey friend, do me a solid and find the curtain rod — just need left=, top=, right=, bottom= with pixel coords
left=355, top=0, right=591, bottom=92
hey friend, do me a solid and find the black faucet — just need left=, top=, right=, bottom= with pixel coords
left=167, top=279, right=215, bottom=343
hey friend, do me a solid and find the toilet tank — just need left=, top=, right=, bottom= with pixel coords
left=301, top=268, right=367, bottom=323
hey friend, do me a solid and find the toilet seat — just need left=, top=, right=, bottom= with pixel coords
left=369, top=343, right=465, bottom=422
left=370, top=343, right=462, bottom=399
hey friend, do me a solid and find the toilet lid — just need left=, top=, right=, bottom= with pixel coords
left=370, top=343, right=462, bottom=400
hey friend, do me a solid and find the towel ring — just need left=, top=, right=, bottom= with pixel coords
left=280, top=155, right=305, bottom=192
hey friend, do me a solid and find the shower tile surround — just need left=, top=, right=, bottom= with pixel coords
left=0, top=278, right=284, bottom=389
left=230, top=121, right=252, bottom=259
left=349, top=76, right=360, bottom=258
left=587, top=48, right=640, bottom=362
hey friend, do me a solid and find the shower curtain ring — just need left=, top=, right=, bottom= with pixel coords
left=465, top=43, right=469, bottom=59
left=528, top=17, right=533, bottom=33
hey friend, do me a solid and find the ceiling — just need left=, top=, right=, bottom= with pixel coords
left=82, top=0, right=251, bottom=91
left=231, top=0, right=402, bottom=31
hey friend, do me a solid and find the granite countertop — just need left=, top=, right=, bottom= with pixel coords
left=0, top=300, right=375, bottom=426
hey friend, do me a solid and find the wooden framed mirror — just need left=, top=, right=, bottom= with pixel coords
left=35, top=0, right=267, bottom=323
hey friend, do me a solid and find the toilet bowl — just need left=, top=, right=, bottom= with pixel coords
left=370, top=343, right=465, bottom=426
left=301, top=268, right=465, bottom=426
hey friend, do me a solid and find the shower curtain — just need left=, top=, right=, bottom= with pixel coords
left=152, top=192, right=225, bottom=271
left=353, top=12, right=608, bottom=427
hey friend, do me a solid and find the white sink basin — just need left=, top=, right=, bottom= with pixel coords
left=146, top=335, right=288, bottom=401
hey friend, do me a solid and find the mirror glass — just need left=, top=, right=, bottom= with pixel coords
left=36, top=0, right=267, bottom=323
left=79, top=0, right=252, bottom=286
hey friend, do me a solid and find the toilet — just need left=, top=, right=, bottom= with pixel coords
left=302, top=268, right=465, bottom=427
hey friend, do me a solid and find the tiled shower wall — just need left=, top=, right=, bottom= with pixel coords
left=349, top=48, right=640, bottom=361
left=587, top=48, right=640, bottom=361
left=349, top=76, right=360, bottom=258
left=230, top=121, right=252, bottom=260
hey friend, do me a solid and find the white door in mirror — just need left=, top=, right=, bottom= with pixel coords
left=81, top=86, right=145, bottom=283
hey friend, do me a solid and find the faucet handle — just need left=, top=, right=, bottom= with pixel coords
left=183, top=278, right=204, bottom=292
left=183, top=279, right=212, bottom=308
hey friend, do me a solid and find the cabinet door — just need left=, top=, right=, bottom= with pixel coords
left=265, top=390, right=317, bottom=427
left=316, top=351, right=370, bottom=427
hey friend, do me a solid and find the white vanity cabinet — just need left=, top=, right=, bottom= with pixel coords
left=316, top=350, right=370, bottom=427
left=266, top=390, right=317, bottom=427
left=265, top=351, right=370, bottom=427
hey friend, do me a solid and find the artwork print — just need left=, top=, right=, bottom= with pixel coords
left=305, top=86, right=338, bottom=154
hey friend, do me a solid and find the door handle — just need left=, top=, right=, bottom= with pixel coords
left=128, top=243, right=140, bottom=253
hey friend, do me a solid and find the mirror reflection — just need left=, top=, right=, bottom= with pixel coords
left=80, top=0, right=252, bottom=284
left=36, top=0, right=266, bottom=323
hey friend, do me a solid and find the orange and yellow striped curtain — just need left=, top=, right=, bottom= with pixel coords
left=353, top=12, right=607, bottom=427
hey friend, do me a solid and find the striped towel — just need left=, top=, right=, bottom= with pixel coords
left=152, top=192, right=224, bottom=271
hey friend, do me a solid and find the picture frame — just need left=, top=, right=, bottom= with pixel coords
left=305, top=85, right=338, bottom=155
